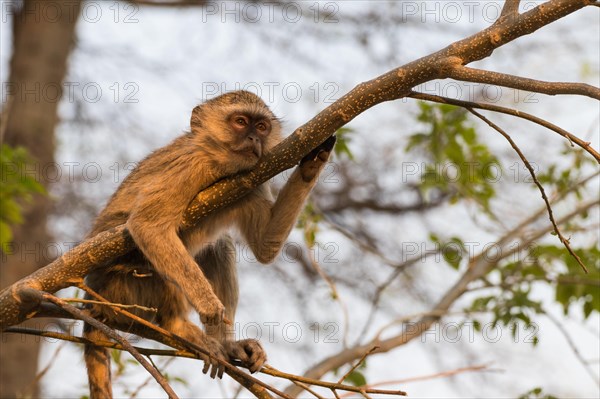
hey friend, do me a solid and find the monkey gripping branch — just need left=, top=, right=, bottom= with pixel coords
left=1, top=0, right=599, bottom=398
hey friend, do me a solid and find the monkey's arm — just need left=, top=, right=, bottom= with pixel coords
left=126, top=164, right=225, bottom=325
left=242, top=136, right=336, bottom=263
left=128, top=223, right=224, bottom=325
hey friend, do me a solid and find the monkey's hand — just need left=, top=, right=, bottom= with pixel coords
left=299, top=135, right=337, bottom=182
left=200, top=336, right=229, bottom=379
left=198, top=294, right=226, bottom=326
left=223, top=339, right=267, bottom=374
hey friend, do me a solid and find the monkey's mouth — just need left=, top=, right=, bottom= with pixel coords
left=236, top=146, right=261, bottom=159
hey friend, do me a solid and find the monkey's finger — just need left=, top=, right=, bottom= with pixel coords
left=300, top=135, right=337, bottom=165
left=228, top=345, right=250, bottom=363
left=249, top=355, right=266, bottom=373
left=202, top=358, right=210, bottom=375
left=321, top=135, right=337, bottom=152
left=200, top=311, right=224, bottom=327
left=201, top=314, right=216, bottom=325
left=316, top=150, right=331, bottom=162
left=302, top=143, right=328, bottom=163
left=209, top=362, right=218, bottom=379
left=249, top=348, right=267, bottom=373
left=241, top=341, right=267, bottom=373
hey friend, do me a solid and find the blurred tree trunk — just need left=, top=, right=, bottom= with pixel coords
left=0, top=1, right=80, bottom=397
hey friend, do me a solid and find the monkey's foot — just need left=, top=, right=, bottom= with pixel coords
left=224, top=339, right=267, bottom=374
left=299, top=135, right=337, bottom=182
left=200, top=336, right=229, bottom=379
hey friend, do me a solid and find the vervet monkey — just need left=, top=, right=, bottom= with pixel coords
left=83, top=90, right=336, bottom=398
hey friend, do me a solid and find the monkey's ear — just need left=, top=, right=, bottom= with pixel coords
left=191, top=105, right=203, bottom=129
left=300, top=135, right=337, bottom=164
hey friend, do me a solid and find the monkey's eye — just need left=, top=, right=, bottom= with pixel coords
left=234, top=116, right=248, bottom=126
left=256, top=122, right=268, bottom=132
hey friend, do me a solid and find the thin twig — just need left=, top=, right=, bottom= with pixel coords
left=77, top=283, right=283, bottom=399
left=407, top=91, right=600, bottom=163
left=338, top=346, right=379, bottom=384
left=395, top=363, right=496, bottom=384
left=130, top=357, right=177, bottom=399
left=467, top=108, right=589, bottom=273
left=306, top=242, right=350, bottom=347
left=447, top=65, right=600, bottom=100
left=286, top=199, right=598, bottom=392
left=498, top=0, right=521, bottom=18
left=322, top=215, right=440, bottom=346
left=27, top=342, right=65, bottom=394
left=63, top=297, right=157, bottom=313
left=291, top=380, right=327, bottom=399
left=3, top=327, right=197, bottom=358
left=41, top=292, right=179, bottom=399
left=358, top=388, right=371, bottom=398
left=544, top=309, right=600, bottom=386
left=338, top=363, right=494, bottom=398
left=5, top=328, right=408, bottom=398
left=126, top=0, right=210, bottom=6
left=373, top=310, right=459, bottom=342
left=261, top=365, right=407, bottom=396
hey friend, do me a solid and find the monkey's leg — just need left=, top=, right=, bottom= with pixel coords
left=196, top=238, right=267, bottom=373
left=160, top=315, right=229, bottom=379
left=196, top=237, right=238, bottom=341
left=87, top=265, right=229, bottom=381
left=83, top=323, right=113, bottom=399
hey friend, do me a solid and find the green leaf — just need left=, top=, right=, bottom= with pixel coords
left=297, top=201, right=321, bottom=247
left=518, top=387, right=558, bottom=399
left=333, top=127, right=355, bottom=160
left=0, top=222, right=13, bottom=253
left=405, top=103, right=502, bottom=212
left=0, top=145, right=47, bottom=253
left=344, top=370, right=367, bottom=387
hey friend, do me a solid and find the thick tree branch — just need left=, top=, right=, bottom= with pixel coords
left=446, top=65, right=600, bottom=100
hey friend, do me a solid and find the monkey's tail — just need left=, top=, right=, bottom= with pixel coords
left=83, top=323, right=113, bottom=399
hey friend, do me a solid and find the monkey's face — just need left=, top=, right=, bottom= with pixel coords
left=229, top=113, right=271, bottom=158
left=224, top=110, right=281, bottom=171
left=191, top=91, right=282, bottom=173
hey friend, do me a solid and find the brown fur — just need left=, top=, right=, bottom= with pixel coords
left=83, top=91, right=333, bottom=398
